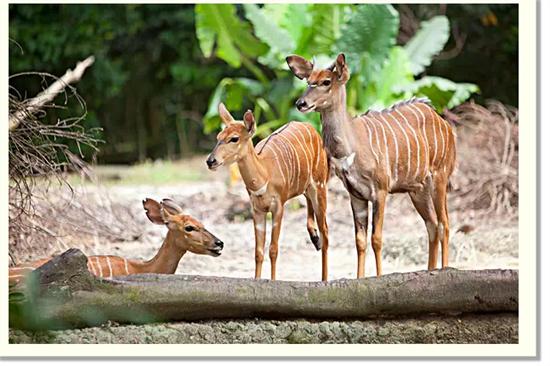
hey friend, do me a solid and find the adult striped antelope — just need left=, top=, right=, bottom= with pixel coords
left=8, top=198, right=224, bottom=285
left=287, top=53, right=456, bottom=277
left=206, top=103, right=330, bottom=280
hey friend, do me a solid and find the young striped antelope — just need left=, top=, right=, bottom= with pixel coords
left=287, top=53, right=456, bottom=277
left=206, top=103, right=330, bottom=281
left=9, top=198, right=224, bottom=285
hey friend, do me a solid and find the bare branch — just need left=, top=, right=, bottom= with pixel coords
left=9, top=55, right=95, bottom=132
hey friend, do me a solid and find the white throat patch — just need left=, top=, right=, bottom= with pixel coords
left=333, top=152, right=356, bottom=172
left=250, top=182, right=268, bottom=196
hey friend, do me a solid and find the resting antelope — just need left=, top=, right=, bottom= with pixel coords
left=206, top=103, right=330, bottom=280
left=287, top=53, right=456, bottom=277
left=9, top=198, right=224, bottom=285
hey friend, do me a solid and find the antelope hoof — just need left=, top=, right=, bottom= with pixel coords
left=309, top=231, right=321, bottom=251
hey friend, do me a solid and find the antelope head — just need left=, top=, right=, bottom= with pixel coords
left=206, top=102, right=256, bottom=170
left=142, top=198, right=224, bottom=256
left=286, top=53, right=350, bottom=113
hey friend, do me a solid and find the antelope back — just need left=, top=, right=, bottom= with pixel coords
left=255, top=122, right=329, bottom=197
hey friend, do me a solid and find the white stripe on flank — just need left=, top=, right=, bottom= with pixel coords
left=292, top=125, right=310, bottom=161
left=9, top=274, right=25, bottom=278
left=95, top=257, right=103, bottom=277
left=395, top=108, right=421, bottom=180
left=375, top=114, right=400, bottom=184
left=123, top=258, right=130, bottom=275
left=431, top=109, right=438, bottom=166
left=303, top=126, right=319, bottom=169
left=294, top=126, right=313, bottom=174
left=361, top=117, right=380, bottom=164
left=370, top=115, right=392, bottom=185
left=269, top=144, right=288, bottom=186
left=387, top=111, right=411, bottom=180
left=286, top=128, right=309, bottom=190
left=88, top=259, right=96, bottom=276
left=278, top=137, right=294, bottom=186
left=295, top=126, right=315, bottom=190
left=432, top=109, right=446, bottom=166
left=407, top=104, right=430, bottom=177
left=106, top=256, right=113, bottom=278
left=279, top=134, right=301, bottom=192
left=265, top=144, right=287, bottom=186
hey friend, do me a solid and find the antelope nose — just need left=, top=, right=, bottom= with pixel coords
left=206, top=156, right=217, bottom=168
left=215, top=239, right=224, bottom=249
left=296, top=98, right=308, bottom=110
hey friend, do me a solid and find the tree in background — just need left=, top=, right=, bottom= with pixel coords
left=9, top=4, right=517, bottom=164
left=9, top=4, right=235, bottom=163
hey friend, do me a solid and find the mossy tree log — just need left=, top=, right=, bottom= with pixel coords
left=10, top=249, right=518, bottom=329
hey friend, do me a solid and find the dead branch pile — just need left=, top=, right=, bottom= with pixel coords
left=450, top=100, right=518, bottom=216
left=7, top=56, right=142, bottom=264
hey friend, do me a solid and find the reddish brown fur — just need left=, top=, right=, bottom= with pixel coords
left=207, top=104, right=330, bottom=280
left=288, top=53, right=456, bottom=277
left=9, top=198, right=223, bottom=285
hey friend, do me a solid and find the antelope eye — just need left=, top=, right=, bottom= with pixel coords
left=184, top=226, right=195, bottom=232
left=229, top=136, right=239, bottom=143
left=322, top=80, right=331, bottom=86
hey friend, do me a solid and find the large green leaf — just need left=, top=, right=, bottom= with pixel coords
left=368, top=46, right=414, bottom=109
left=395, top=76, right=480, bottom=112
left=404, top=16, right=450, bottom=75
left=334, top=4, right=399, bottom=75
left=243, top=4, right=296, bottom=68
left=195, top=4, right=268, bottom=67
left=297, top=4, right=348, bottom=57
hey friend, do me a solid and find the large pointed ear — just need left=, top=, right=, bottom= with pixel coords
left=218, top=102, right=234, bottom=125
left=161, top=198, right=184, bottom=216
left=333, top=53, right=349, bottom=83
left=286, top=55, right=313, bottom=80
left=243, top=110, right=256, bottom=136
left=143, top=198, right=165, bottom=225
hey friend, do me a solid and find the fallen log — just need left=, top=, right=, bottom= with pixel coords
left=10, top=248, right=518, bottom=330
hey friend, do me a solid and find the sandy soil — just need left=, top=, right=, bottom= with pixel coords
left=29, top=159, right=518, bottom=282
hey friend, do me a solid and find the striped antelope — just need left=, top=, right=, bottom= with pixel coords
left=206, top=103, right=330, bottom=281
left=8, top=198, right=224, bottom=285
left=287, top=53, right=456, bottom=277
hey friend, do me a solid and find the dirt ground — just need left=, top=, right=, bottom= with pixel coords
left=9, top=313, right=517, bottom=344
left=12, top=156, right=518, bottom=281
left=8, top=156, right=519, bottom=344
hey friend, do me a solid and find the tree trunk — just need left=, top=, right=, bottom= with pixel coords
left=10, top=249, right=518, bottom=330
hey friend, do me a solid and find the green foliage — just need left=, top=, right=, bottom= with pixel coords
left=195, top=4, right=479, bottom=138
left=396, top=76, right=480, bottom=112
left=10, top=5, right=233, bottom=163
left=335, top=4, right=399, bottom=77
left=195, top=4, right=268, bottom=68
left=404, top=16, right=450, bottom=75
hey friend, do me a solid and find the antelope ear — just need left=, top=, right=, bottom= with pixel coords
left=243, top=110, right=256, bottom=136
left=218, top=102, right=234, bottom=125
left=143, top=198, right=165, bottom=225
left=334, top=53, right=349, bottom=82
left=286, top=55, right=313, bottom=80
left=161, top=198, right=184, bottom=216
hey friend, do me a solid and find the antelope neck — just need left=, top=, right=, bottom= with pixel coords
left=320, top=87, right=356, bottom=159
left=136, top=230, right=187, bottom=274
left=237, top=140, right=269, bottom=192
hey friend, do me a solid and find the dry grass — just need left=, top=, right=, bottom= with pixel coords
left=450, top=100, right=518, bottom=217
